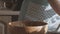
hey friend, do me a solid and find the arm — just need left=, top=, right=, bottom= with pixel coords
left=48, top=0, right=60, bottom=15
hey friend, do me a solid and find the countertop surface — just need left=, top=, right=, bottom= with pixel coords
left=0, top=10, right=20, bottom=15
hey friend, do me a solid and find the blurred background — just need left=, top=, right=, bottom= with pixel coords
left=0, top=0, right=60, bottom=34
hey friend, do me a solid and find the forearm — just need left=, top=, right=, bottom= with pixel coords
left=48, top=0, right=60, bottom=15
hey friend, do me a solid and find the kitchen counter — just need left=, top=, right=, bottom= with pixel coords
left=0, top=10, right=19, bottom=16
